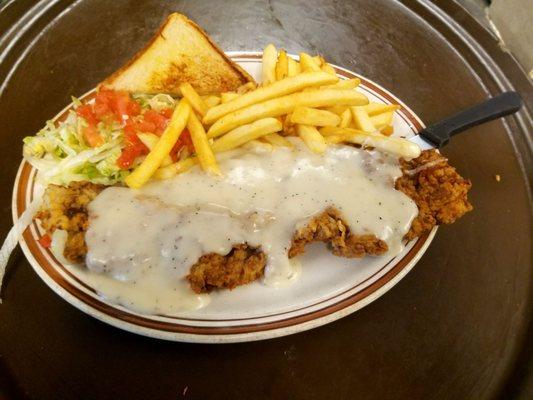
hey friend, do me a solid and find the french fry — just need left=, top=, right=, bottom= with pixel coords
left=137, top=133, right=173, bottom=166
left=364, top=103, right=400, bottom=116
left=324, top=105, right=348, bottom=116
left=380, top=125, right=394, bottom=136
left=321, top=63, right=336, bottom=75
left=370, top=111, right=394, bottom=129
left=287, top=57, right=301, bottom=77
left=236, top=82, right=257, bottom=94
left=203, top=95, right=221, bottom=109
left=262, top=133, right=294, bottom=147
left=275, top=49, right=289, bottom=81
left=297, top=124, right=327, bottom=153
left=322, top=78, right=360, bottom=90
left=339, top=108, right=352, bottom=128
left=300, top=52, right=322, bottom=72
left=243, top=140, right=273, bottom=152
left=211, top=118, right=282, bottom=152
left=312, top=55, right=325, bottom=66
left=125, top=99, right=191, bottom=188
left=187, top=111, right=220, bottom=175
left=319, top=127, right=420, bottom=159
left=262, top=44, right=277, bottom=85
left=221, top=92, right=240, bottom=103
left=179, top=82, right=208, bottom=116
left=350, top=106, right=376, bottom=132
left=203, top=72, right=338, bottom=125
left=207, top=89, right=368, bottom=138
left=154, top=157, right=198, bottom=180
left=290, top=106, right=341, bottom=126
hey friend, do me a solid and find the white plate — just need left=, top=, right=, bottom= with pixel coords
left=13, top=52, right=435, bottom=343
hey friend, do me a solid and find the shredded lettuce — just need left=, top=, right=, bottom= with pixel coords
left=23, top=101, right=127, bottom=185
left=23, top=93, right=176, bottom=186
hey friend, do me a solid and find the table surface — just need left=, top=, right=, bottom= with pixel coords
left=0, top=1, right=531, bottom=399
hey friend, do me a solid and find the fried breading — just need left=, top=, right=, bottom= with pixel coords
left=395, top=149, right=473, bottom=240
left=36, top=182, right=105, bottom=263
left=35, top=149, right=472, bottom=292
left=288, top=207, right=388, bottom=258
left=188, top=245, right=266, bottom=293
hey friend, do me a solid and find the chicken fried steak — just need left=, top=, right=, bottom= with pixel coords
left=36, top=149, right=472, bottom=293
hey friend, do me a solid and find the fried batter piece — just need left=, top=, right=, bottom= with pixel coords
left=36, top=181, right=105, bottom=263
left=288, top=207, right=388, bottom=258
left=396, top=149, right=473, bottom=240
left=188, top=244, right=266, bottom=293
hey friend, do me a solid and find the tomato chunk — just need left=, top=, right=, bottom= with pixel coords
left=76, top=104, right=98, bottom=126
left=38, top=234, right=52, bottom=248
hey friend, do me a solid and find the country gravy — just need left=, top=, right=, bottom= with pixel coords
left=81, top=141, right=418, bottom=314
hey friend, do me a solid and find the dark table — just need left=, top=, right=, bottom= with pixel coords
left=0, top=1, right=531, bottom=399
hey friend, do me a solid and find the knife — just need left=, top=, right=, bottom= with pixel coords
left=409, top=91, right=523, bottom=150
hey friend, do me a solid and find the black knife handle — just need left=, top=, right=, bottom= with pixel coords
left=419, top=91, right=522, bottom=148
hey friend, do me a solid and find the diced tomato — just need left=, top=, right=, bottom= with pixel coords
left=93, top=89, right=141, bottom=121
left=76, top=104, right=98, bottom=126
left=83, top=125, right=105, bottom=147
left=38, top=234, right=52, bottom=248
left=169, top=130, right=194, bottom=162
left=144, top=109, right=170, bottom=134
left=180, top=130, right=194, bottom=152
left=160, top=108, right=173, bottom=119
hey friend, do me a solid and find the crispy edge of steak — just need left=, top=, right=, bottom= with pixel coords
left=35, top=181, right=105, bottom=263
left=395, top=149, right=473, bottom=241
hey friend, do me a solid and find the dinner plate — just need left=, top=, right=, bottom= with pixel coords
left=12, top=52, right=436, bottom=343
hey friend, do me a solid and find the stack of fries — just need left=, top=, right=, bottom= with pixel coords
left=125, top=45, right=420, bottom=189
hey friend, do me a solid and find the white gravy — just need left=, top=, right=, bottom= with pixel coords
left=83, top=140, right=418, bottom=315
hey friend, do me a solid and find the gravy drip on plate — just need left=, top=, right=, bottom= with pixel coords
left=83, top=140, right=417, bottom=314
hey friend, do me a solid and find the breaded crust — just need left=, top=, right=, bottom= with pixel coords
left=395, top=149, right=473, bottom=240
left=36, top=182, right=105, bottom=263
left=187, top=245, right=266, bottom=294
left=288, top=207, right=388, bottom=258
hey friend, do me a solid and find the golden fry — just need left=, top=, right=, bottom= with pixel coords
left=299, top=52, right=322, bottom=72
left=322, top=78, right=360, bottom=90
left=179, top=82, right=208, bottom=116
left=236, top=82, right=257, bottom=94
left=137, top=133, right=173, bottom=166
left=203, top=72, right=338, bottom=124
left=187, top=112, right=220, bottom=175
left=154, top=157, right=198, bottom=180
left=321, top=63, right=336, bottom=75
left=380, top=125, right=394, bottom=136
left=339, top=108, right=352, bottom=128
left=297, top=124, right=327, bottom=153
left=275, top=49, right=289, bottom=81
left=290, top=106, right=341, bottom=126
left=125, top=99, right=191, bottom=188
left=364, top=103, right=400, bottom=116
left=318, top=127, right=420, bottom=159
left=203, top=95, right=221, bottom=109
left=220, top=92, right=240, bottom=103
left=370, top=111, right=394, bottom=129
left=262, top=133, right=294, bottom=147
left=262, top=44, right=277, bottom=85
left=207, top=89, right=368, bottom=138
left=287, top=57, right=301, bottom=77
left=350, top=106, right=376, bottom=132
left=211, top=118, right=282, bottom=152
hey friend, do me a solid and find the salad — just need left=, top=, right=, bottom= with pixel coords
left=23, top=89, right=194, bottom=185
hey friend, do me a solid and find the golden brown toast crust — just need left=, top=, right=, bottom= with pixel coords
left=100, top=13, right=254, bottom=95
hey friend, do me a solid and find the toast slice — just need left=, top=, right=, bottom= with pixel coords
left=100, top=13, right=254, bottom=95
